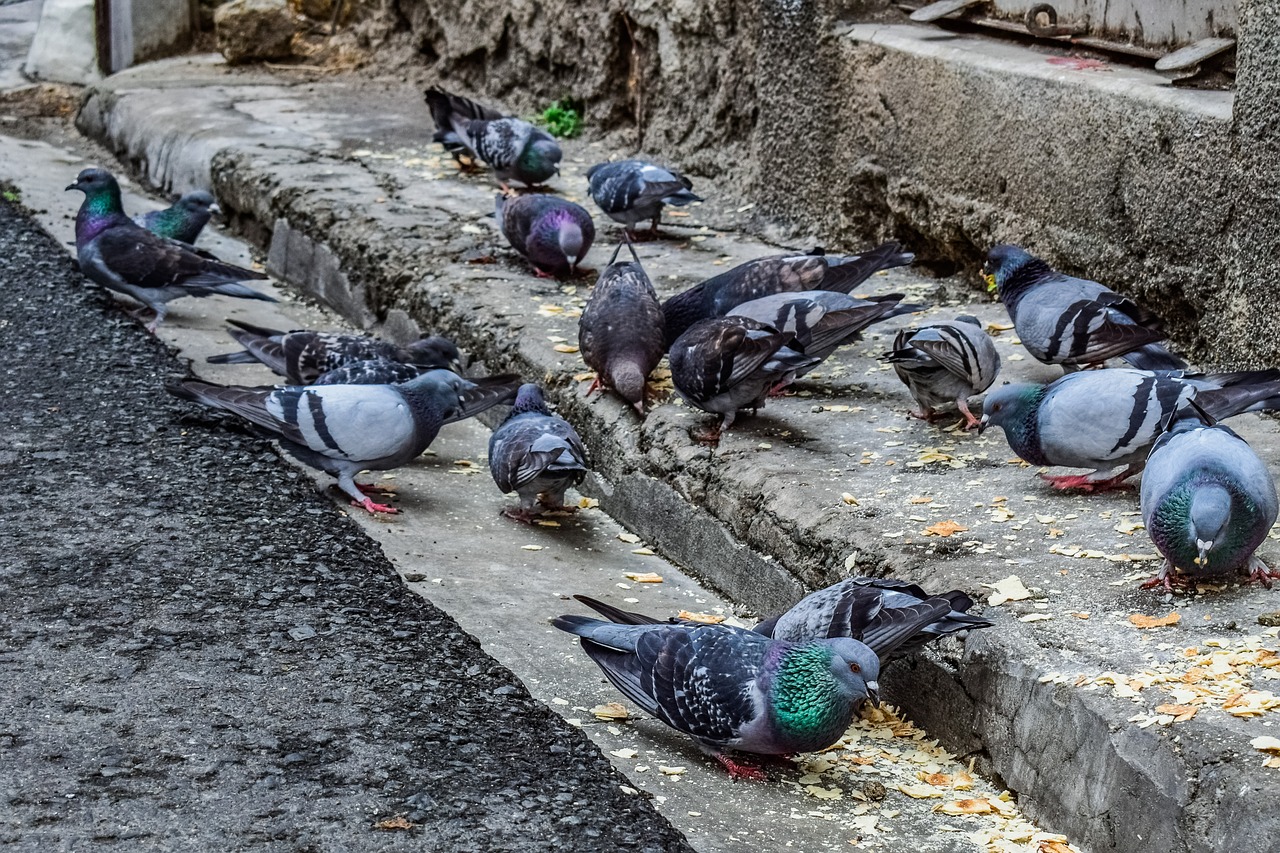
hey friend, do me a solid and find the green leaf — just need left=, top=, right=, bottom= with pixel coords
left=539, top=100, right=582, bottom=139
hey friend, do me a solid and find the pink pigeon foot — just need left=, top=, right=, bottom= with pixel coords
left=713, top=753, right=768, bottom=782
left=352, top=497, right=398, bottom=514
left=1039, top=470, right=1137, bottom=493
left=1246, top=556, right=1280, bottom=588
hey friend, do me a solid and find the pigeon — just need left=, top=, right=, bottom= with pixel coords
left=67, top=169, right=273, bottom=332
left=207, top=319, right=462, bottom=384
left=574, top=576, right=986, bottom=657
left=578, top=240, right=665, bottom=413
left=553, top=615, right=881, bottom=778
left=979, top=367, right=1280, bottom=491
left=488, top=384, right=588, bottom=521
left=662, top=243, right=915, bottom=346
left=881, top=315, right=1001, bottom=429
left=984, top=245, right=1186, bottom=371
left=496, top=193, right=595, bottom=279
left=585, top=160, right=702, bottom=236
left=668, top=316, right=820, bottom=440
left=730, top=291, right=923, bottom=385
left=424, top=87, right=562, bottom=188
left=1140, top=403, right=1280, bottom=590
left=134, top=190, right=219, bottom=245
left=312, top=359, right=424, bottom=386
left=167, top=370, right=520, bottom=513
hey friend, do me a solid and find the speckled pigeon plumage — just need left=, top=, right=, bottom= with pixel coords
left=496, top=193, right=595, bottom=280
left=980, top=367, right=1280, bottom=491
left=578, top=241, right=665, bottom=412
left=985, top=245, right=1186, bottom=371
left=207, top=319, right=462, bottom=384
left=730, top=290, right=923, bottom=383
left=488, top=384, right=588, bottom=521
left=312, top=358, right=424, bottom=386
left=662, top=243, right=915, bottom=346
left=585, top=160, right=701, bottom=234
left=882, top=315, right=1001, bottom=429
left=553, top=615, right=881, bottom=777
left=424, top=87, right=561, bottom=187
left=67, top=169, right=273, bottom=332
left=668, top=316, right=820, bottom=437
left=1141, top=405, right=1280, bottom=590
left=134, top=191, right=219, bottom=245
left=167, top=370, right=520, bottom=513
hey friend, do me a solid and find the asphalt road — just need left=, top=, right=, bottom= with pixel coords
left=0, top=198, right=692, bottom=851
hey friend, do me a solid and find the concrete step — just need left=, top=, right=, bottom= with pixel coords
left=69, top=57, right=1280, bottom=853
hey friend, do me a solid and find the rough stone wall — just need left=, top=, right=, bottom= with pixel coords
left=376, top=0, right=759, bottom=176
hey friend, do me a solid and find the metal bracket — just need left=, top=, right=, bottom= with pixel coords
left=908, top=0, right=986, bottom=24
left=1024, top=5, right=1086, bottom=38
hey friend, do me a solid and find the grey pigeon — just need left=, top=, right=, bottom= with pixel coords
left=979, top=367, right=1280, bottom=491
left=134, top=190, right=219, bottom=245
left=1141, top=403, right=1280, bottom=590
left=313, top=359, right=423, bottom=386
left=985, top=245, right=1186, bottom=371
left=67, top=169, right=273, bottom=332
left=882, top=315, right=1001, bottom=429
left=424, top=87, right=562, bottom=188
left=574, top=576, right=985, bottom=661
left=496, top=193, right=595, bottom=279
left=553, top=615, right=881, bottom=778
left=488, top=384, right=588, bottom=521
left=578, top=241, right=665, bottom=413
left=663, top=243, right=915, bottom=346
left=585, top=160, right=701, bottom=236
left=730, top=290, right=923, bottom=386
left=668, top=316, right=820, bottom=440
left=207, top=319, right=462, bottom=384
left=167, top=370, right=520, bottom=513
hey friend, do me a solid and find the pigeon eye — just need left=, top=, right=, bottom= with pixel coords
left=849, top=662, right=861, bottom=674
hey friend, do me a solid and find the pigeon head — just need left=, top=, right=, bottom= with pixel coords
left=768, top=638, right=880, bottom=750
left=406, top=335, right=463, bottom=371
left=1188, top=483, right=1234, bottom=569
left=518, top=138, right=563, bottom=185
left=983, top=244, right=1038, bottom=294
left=177, top=191, right=219, bottom=217
left=511, top=383, right=552, bottom=416
left=530, top=207, right=591, bottom=278
left=977, top=382, right=1045, bottom=440
left=607, top=360, right=647, bottom=413
left=66, top=168, right=124, bottom=214
left=825, top=638, right=882, bottom=707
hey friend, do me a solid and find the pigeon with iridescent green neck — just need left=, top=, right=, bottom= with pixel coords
left=979, top=368, right=1280, bottom=492
left=424, top=87, right=561, bottom=188
left=66, top=169, right=272, bottom=332
left=135, top=191, right=218, bottom=245
left=496, top=193, right=594, bottom=279
left=1140, top=404, right=1279, bottom=590
left=553, top=615, right=881, bottom=779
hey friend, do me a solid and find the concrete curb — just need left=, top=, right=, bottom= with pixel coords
left=78, top=67, right=1280, bottom=853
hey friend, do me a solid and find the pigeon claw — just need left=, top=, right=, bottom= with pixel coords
left=713, top=753, right=768, bottom=782
left=502, top=506, right=540, bottom=524
left=1039, top=471, right=1135, bottom=493
left=353, top=497, right=399, bottom=514
left=1245, top=556, right=1280, bottom=588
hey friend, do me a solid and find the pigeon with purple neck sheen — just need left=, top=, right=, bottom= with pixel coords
left=984, top=244, right=1186, bottom=371
left=496, top=193, right=595, bottom=279
left=881, top=315, right=1001, bottom=430
left=573, top=575, right=983, bottom=661
left=1140, top=403, right=1280, bottom=590
left=167, top=369, right=520, bottom=514
left=578, top=240, right=665, bottom=413
left=67, top=169, right=273, bottom=332
left=488, top=384, right=588, bottom=521
left=662, top=242, right=915, bottom=346
left=553, top=614, right=882, bottom=779
left=585, top=160, right=701, bottom=236
left=729, top=290, right=923, bottom=384
left=207, top=318, right=462, bottom=384
left=424, top=87, right=561, bottom=188
left=134, top=190, right=219, bottom=245
left=669, top=316, right=819, bottom=440
left=979, top=367, right=1280, bottom=492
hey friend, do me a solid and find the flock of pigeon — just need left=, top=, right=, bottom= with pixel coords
left=56, top=83, right=1280, bottom=779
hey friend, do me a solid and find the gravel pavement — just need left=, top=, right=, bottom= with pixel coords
left=0, top=198, right=691, bottom=852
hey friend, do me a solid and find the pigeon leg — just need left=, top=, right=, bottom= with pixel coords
left=906, top=405, right=938, bottom=422
left=337, top=472, right=398, bottom=514
left=1245, top=554, right=1280, bottom=588
left=1040, top=464, right=1141, bottom=493
left=533, top=268, right=558, bottom=279
left=502, top=506, right=540, bottom=524
left=955, top=397, right=981, bottom=431
left=585, top=375, right=601, bottom=396
left=1139, top=560, right=1192, bottom=591
left=712, top=752, right=768, bottom=782
left=143, top=305, right=167, bottom=334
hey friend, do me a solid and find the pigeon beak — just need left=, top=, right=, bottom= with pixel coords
left=209, top=202, right=222, bottom=215
left=865, top=681, right=881, bottom=708
left=977, top=415, right=989, bottom=435
left=1195, top=539, right=1213, bottom=567
left=65, top=181, right=79, bottom=191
